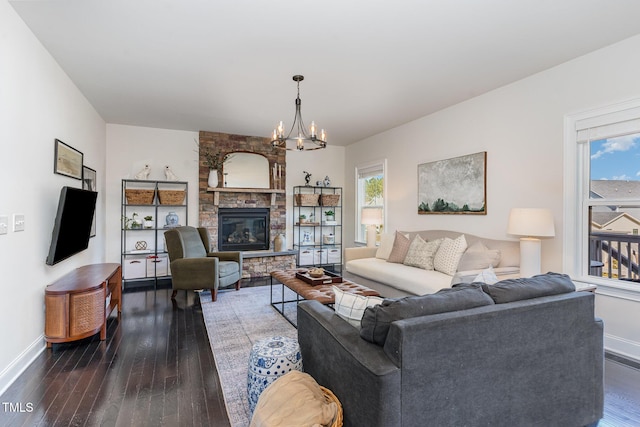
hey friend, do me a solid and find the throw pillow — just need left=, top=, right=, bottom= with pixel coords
left=250, top=371, right=338, bottom=427
left=457, top=241, right=502, bottom=271
left=386, top=231, right=411, bottom=263
left=403, top=236, right=442, bottom=270
left=332, top=285, right=384, bottom=328
left=433, top=234, right=468, bottom=275
left=473, top=266, right=499, bottom=284
left=375, top=232, right=396, bottom=260
left=360, top=284, right=494, bottom=346
left=481, top=272, right=576, bottom=304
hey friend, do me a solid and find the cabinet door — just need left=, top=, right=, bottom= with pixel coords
left=69, top=288, right=105, bottom=337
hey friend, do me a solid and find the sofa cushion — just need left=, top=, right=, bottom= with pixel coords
left=434, top=234, right=468, bottom=275
left=387, top=231, right=411, bottom=263
left=457, top=241, right=501, bottom=271
left=375, top=232, right=396, bottom=260
left=333, top=285, right=384, bottom=328
left=360, top=284, right=495, bottom=345
left=346, top=257, right=454, bottom=295
left=403, top=236, right=442, bottom=270
left=481, top=272, right=576, bottom=303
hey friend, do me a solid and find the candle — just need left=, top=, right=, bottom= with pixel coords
left=310, top=121, right=317, bottom=137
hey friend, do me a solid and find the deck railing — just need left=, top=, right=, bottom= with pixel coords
left=589, top=231, right=640, bottom=282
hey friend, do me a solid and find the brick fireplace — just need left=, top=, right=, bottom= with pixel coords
left=198, top=131, right=294, bottom=278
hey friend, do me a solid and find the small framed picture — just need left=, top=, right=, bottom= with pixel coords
left=82, top=165, right=97, bottom=237
left=54, top=139, right=83, bottom=179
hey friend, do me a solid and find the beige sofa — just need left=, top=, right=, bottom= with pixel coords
left=344, top=230, right=520, bottom=296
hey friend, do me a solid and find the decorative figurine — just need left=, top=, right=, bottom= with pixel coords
left=303, top=171, right=312, bottom=186
left=316, top=180, right=323, bottom=186
left=324, top=175, right=331, bottom=187
left=134, top=164, right=150, bottom=180
left=164, top=165, right=179, bottom=181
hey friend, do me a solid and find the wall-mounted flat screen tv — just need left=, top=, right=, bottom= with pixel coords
left=46, top=186, right=98, bottom=265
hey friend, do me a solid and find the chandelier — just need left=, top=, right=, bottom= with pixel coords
left=271, top=75, right=327, bottom=151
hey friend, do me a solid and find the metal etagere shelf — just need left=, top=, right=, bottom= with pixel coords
left=121, top=179, right=188, bottom=290
left=293, top=186, right=342, bottom=270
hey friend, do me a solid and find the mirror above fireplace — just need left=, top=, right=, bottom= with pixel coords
left=224, top=152, right=270, bottom=188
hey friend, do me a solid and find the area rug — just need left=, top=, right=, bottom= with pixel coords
left=201, top=285, right=297, bottom=427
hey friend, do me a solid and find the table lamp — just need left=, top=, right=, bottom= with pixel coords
left=507, top=208, right=555, bottom=277
left=361, top=207, right=383, bottom=248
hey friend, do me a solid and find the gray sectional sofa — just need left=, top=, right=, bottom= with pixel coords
left=297, top=274, right=604, bottom=427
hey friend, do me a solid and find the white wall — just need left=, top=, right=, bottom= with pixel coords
left=345, top=34, right=640, bottom=361
left=285, top=147, right=345, bottom=248
left=105, top=124, right=200, bottom=262
left=0, top=1, right=106, bottom=394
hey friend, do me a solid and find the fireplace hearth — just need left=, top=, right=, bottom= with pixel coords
left=218, top=208, right=270, bottom=251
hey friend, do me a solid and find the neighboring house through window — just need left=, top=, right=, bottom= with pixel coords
left=565, top=99, right=640, bottom=295
left=355, top=160, right=386, bottom=244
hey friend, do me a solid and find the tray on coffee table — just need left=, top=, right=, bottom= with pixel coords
left=295, top=270, right=343, bottom=285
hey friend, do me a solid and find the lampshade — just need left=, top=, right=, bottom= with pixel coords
left=361, top=207, right=383, bottom=225
left=507, top=208, right=555, bottom=237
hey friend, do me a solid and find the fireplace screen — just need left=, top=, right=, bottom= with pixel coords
left=219, top=208, right=270, bottom=251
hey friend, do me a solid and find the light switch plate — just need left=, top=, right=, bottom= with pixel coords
left=13, top=214, right=25, bottom=232
left=0, top=215, right=8, bottom=235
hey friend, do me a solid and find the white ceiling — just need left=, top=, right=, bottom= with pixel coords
left=10, top=0, right=640, bottom=146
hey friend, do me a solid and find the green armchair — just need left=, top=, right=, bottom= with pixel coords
left=164, top=226, right=242, bottom=301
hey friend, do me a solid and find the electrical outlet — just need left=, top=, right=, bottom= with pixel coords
left=13, top=214, right=25, bottom=232
left=0, top=215, right=8, bottom=235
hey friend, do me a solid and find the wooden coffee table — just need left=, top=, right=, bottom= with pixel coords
left=270, top=269, right=381, bottom=326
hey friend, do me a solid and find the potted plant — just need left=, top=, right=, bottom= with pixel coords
left=144, top=215, right=154, bottom=229
left=324, top=210, right=335, bottom=222
left=131, top=213, right=141, bottom=229
left=299, top=214, right=307, bottom=224
left=200, top=145, right=234, bottom=188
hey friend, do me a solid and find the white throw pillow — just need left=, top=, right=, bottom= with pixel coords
left=434, top=234, right=468, bottom=275
left=403, top=236, right=442, bottom=270
left=332, top=285, right=384, bottom=328
left=375, top=232, right=396, bottom=260
left=474, top=265, right=499, bottom=284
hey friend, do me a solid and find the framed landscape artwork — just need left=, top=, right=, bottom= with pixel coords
left=417, top=151, right=487, bottom=215
left=82, top=165, right=97, bottom=237
left=54, top=139, right=83, bottom=179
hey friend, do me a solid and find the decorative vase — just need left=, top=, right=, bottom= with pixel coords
left=165, top=211, right=179, bottom=227
left=208, top=169, right=219, bottom=188
left=144, top=220, right=154, bottom=229
left=274, top=233, right=285, bottom=252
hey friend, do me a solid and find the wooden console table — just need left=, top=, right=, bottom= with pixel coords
left=45, top=263, right=122, bottom=348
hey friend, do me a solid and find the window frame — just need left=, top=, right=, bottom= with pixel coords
left=354, top=159, right=386, bottom=245
left=564, top=98, right=640, bottom=301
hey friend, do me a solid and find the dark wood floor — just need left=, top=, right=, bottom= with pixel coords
left=1, top=282, right=639, bottom=426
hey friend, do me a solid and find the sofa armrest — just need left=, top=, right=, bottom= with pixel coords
left=170, top=257, right=218, bottom=289
left=297, top=300, right=401, bottom=427
left=451, top=266, right=520, bottom=285
left=344, top=246, right=378, bottom=263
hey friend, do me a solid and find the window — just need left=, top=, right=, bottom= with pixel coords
left=565, top=100, right=640, bottom=292
left=355, top=160, right=386, bottom=244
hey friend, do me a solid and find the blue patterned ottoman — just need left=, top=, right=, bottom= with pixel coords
left=247, top=336, right=303, bottom=413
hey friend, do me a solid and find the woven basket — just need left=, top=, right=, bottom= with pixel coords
left=125, top=189, right=155, bottom=205
left=157, top=190, right=185, bottom=205
left=320, top=386, right=343, bottom=427
left=294, top=193, right=320, bottom=206
left=320, top=194, right=341, bottom=206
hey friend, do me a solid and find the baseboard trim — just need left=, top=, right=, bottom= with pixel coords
left=604, top=334, right=640, bottom=365
left=606, top=350, right=640, bottom=370
left=0, top=335, right=45, bottom=397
